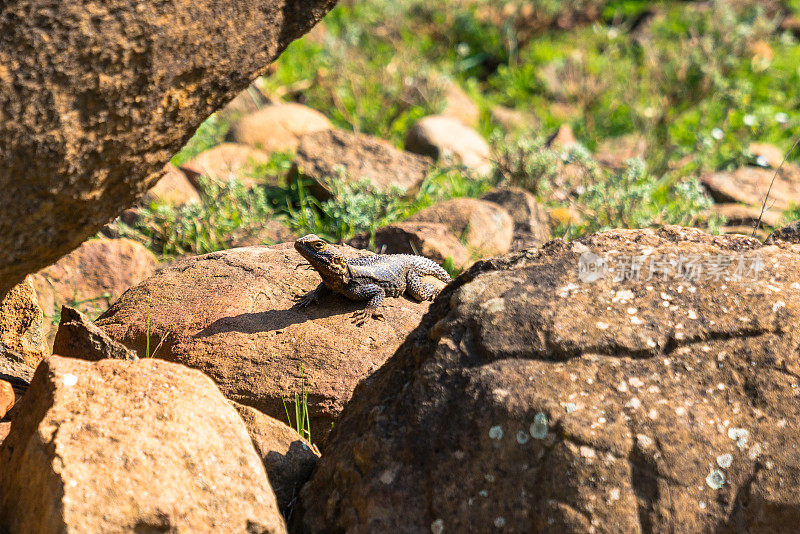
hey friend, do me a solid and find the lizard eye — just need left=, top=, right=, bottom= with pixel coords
left=314, top=241, right=325, bottom=250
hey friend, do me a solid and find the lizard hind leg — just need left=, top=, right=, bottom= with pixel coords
left=406, top=270, right=442, bottom=302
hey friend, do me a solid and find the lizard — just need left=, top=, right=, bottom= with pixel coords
left=293, top=234, right=452, bottom=325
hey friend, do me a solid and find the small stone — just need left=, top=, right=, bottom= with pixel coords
left=716, top=453, right=733, bottom=469
left=706, top=469, right=725, bottom=490
left=530, top=413, right=548, bottom=439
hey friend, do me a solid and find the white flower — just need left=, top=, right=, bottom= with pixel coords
left=755, top=155, right=769, bottom=167
left=743, top=114, right=756, bottom=127
left=776, top=112, right=789, bottom=124
left=711, top=128, right=724, bottom=140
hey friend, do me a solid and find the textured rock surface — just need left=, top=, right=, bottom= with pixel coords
left=227, top=102, right=332, bottom=153
left=298, top=226, right=800, bottom=532
left=766, top=220, right=800, bottom=245
left=405, top=115, right=492, bottom=174
left=233, top=401, right=319, bottom=515
left=481, top=187, right=552, bottom=250
left=0, top=277, right=46, bottom=378
left=0, top=0, right=337, bottom=296
left=408, top=198, right=514, bottom=256
left=94, top=243, right=434, bottom=445
left=291, top=129, right=432, bottom=200
left=52, top=306, right=138, bottom=362
left=350, top=222, right=471, bottom=271
left=0, top=355, right=286, bottom=533
left=181, top=142, right=273, bottom=187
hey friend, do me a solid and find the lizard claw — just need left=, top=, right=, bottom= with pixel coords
left=351, top=308, right=384, bottom=326
left=293, top=291, right=319, bottom=309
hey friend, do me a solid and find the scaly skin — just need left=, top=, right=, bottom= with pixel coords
left=293, top=234, right=452, bottom=325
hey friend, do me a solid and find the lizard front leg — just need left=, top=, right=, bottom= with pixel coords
left=293, top=282, right=329, bottom=309
left=349, top=284, right=386, bottom=326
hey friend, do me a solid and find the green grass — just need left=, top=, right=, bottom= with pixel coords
left=282, top=374, right=320, bottom=453
left=121, top=0, right=800, bottom=264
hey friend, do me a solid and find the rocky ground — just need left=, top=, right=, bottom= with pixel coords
left=3, top=0, right=800, bottom=532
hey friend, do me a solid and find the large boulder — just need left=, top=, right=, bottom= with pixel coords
left=233, top=402, right=320, bottom=516
left=0, top=355, right=286, bottom=532
left=408, top=198, right=514, bottom=257
left=0, top=0, right=337, bottom=297
left=298, top=226, right=800, bottom=532
left=88, top=243, right=435, bottom=445
left=701, top=165, right=800, bottom=216
left=481, top=186, right=552, bottom=250
left=290, top=128, right=432, bottom=200
left=227, top=102, right=333, bottom=153
left=143, top=163, right=201, bottom=206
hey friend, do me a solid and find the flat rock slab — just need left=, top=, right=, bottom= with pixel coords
left=0, top=0, right=337, bottom=296
left=92, top=243, right=434, bottom=445
left=227, top=103, right=332, bottom=153
left=291, top=129, right=433, bottom=200
left=701, top=165, right=800, bottom=212
left=298, top=226, right=800, bottom=532
left=0, top=355, right=285, bottom=533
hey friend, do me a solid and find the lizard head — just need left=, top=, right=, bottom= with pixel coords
left=294, top=234, right=349, bottom=281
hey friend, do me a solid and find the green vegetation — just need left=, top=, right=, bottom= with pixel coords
left=127, top=0, right=800, bottom=263
left=282, top=375, right=320, bottom=454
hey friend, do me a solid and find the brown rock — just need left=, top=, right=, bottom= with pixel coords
left=720, top=225, right=769, bottom=240
left=405, top=115, right=492, bottom=174
left=408, top=198, right=514, bottom=256
left=143, top=163, right=201, bottom=206
left=0, top=276, right=46, bottom=372
left=52, top=306, right=138, bottom=362
left=481, top=187, right=551, bottom=249
left=0, top=422, right=9, bottom=444
left=0, top=356, right=286, bottom=533
left=701, top=165, right=800, bottom=212
left=0, top=0, right=338, bottom=297
left=765, top=220, right=800, bottom=245
left=546, top=123, right=579, bottom=151
left=228, top=103, right=332, bottom=153
left=749, top=142, right=784, bottom=169
left=217, top=85, right=270, bottom=121
left=709, top=203, right=782, bottom=229
left=181, top=142, right=273, bottom=187
left=596, top=134, right=648, bottom=168
left=489, top=105, right=538, bottom=132
left=291, top=128, right=432, bottom=200
left=441, top=81, right=479, bottom=127
left=298, top=226, right=800, bottom=532
left=349, top=222, right=471, bottom=271
left=32, top=238, right=158, bottom=351
left=91, top=244, right=434, bottom=445
left=0, top=380, right=13, bottom=420
left=233, top=401, right=319, bottom=515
